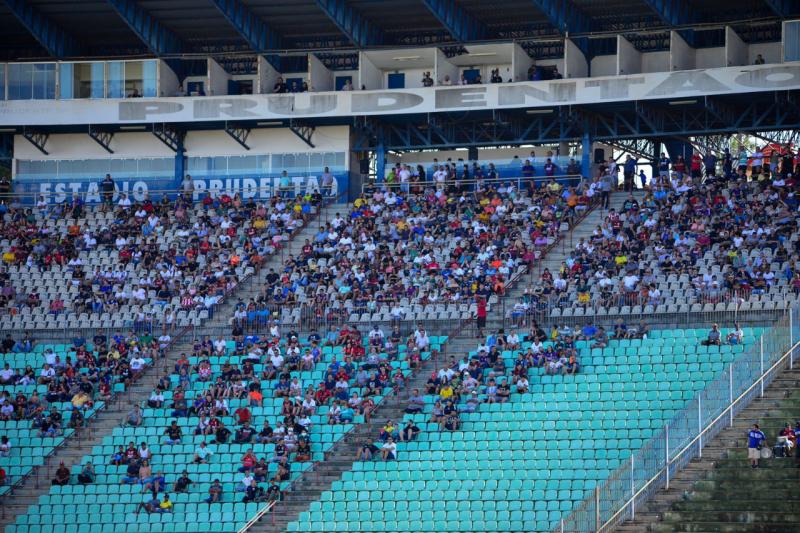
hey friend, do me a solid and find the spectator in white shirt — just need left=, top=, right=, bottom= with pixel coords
left=193, top=441, right=214, bottom=464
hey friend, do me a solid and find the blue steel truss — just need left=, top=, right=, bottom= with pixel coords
left=528, top=0, right=594, bottom=36
left=419, top=0, right=487, bottom=42
left=762, top=0, right=800, bottom=16
left=641, top=0, right=696, bottom=27
left=208, top=0, right=282, bottom=52
left=351, top=92, right=800, bottom=150
left=105, top=0, right=184, bottom=55
left=314, top=0, right=383, bottom=48
left=2, top=0, right=82, bottom=57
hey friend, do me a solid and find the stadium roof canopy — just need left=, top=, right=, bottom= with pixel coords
left=0, top=0, right=797, bottom=62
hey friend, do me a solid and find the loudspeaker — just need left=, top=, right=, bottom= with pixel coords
left=594, top=148, right=605, bottom=164
left=359, top=158, right=370, bottom=174
left=468, top=147, right=479, bottom=161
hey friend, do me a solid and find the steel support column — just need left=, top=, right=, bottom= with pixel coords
left=420, top=0, right=487, bottom=42
left=581, top=130, right=592, bottom=178
left=209, top=0, right=282, bottom=52
left=641, top=0, right=695, bottom=26
left=528, top=0, right=593, bottom=36
left=105, top=0, right=185, bottom=55
left=761, top=0, right=800, bottom=17
left=174, top=133, right=186, bottom=188
left=2, top=0, right=82, bottom=57
left=315, top=0, right=383, bottom=48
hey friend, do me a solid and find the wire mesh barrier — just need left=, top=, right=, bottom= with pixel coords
left=555, top=305, right=800, bottom=533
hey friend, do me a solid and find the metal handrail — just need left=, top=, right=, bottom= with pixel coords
left=360, top=174, right=584, bottom=195
left=597, top=336, right=800, bottom=533
left=237, top=500, right=278, bottom=533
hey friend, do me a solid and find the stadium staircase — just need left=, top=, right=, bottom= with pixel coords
left=246, top=332, right=479, bottom=533
left=0, top=201, right=338, bottom=529
left=243, top=193, right=635, bottom=532
left=617, top=366, right=800, bottom=533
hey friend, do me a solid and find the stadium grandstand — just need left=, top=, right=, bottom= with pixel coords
left=3, top=1, right=800, bottom=532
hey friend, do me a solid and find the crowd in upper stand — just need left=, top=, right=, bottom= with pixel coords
left=0, top=175, right=323, bottom=329
left=234, top=166, right=592, bottom=324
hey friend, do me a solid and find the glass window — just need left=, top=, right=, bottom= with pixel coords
left=8, top=63, right=55, bottom=100
left=33, top=64, right=56, bottom=99
left=107, top=61, right=125, bottom=98
left=142, top=60, right=157, bottom=97
left=59, top=63, right=73, bottom=99
left=124, top=61, right=142, bottom=97
left=786, top=21, right=800, bottom=62
left=64, top=63, right=105, bottom=99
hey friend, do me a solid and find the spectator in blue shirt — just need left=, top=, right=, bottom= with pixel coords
left=623, top=155, right=636, bottom=192
left=521, top=160, right=535, bottom=178
left=748, top=424, right=766, bottom=468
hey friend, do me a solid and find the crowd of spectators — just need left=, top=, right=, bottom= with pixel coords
left=356, top=322, right=585, bottom=463
left=0, top=174, right=324, bottom=329
left=0, top=331, right=156, bottom=428
left=65, top=320, right=435, bottom=510
left=510, top=156, right=800, bottom=318
left=234, top=169, right=594, bottom=327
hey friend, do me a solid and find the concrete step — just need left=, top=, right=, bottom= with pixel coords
left=616, top=362, right=800, bottom=533
left=247, top=328, right=478, bottom=533
left=0, top=204, right=340, bottom=530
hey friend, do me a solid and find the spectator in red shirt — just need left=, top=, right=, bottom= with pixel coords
left=234, top=406, right=251, bottom=425
left=476, top=296, right=487, bottom=338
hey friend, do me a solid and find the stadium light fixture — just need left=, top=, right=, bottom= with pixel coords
left=467, top=52, right=497, bottom=57
left=668, top=99, right=697, bottom=106
left=119, top=125, right=147, bottom=131
left=392, top=56, right=421, bottom=61
left=256, top=121, right=284, bottom=126
left=0, top=128, right=17, bottom=133
left=526, top=109, right=554, bottom=114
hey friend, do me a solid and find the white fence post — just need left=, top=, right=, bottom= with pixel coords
left=760, top=335, right=764, bottom=397
left=665, top=424, right=670, bottom=490
left=595, top=486, right=600, bottom=532
left=729, top=364, right=734, bottom=427
left=791, top=307, right=794, bottom=370
left=698, top=396, right=702, bottom=458
left=630, top=454, right=635, bottom=522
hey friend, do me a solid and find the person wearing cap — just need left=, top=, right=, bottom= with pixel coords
left=702, top=324, right=722, bottom=346
left=462, top=391, right=480, bottom=413
left=778, top=423, right=796, bottom=456
left=747, top=423, right=766, bottom=468
left=205, top=479, right=223, bottom=503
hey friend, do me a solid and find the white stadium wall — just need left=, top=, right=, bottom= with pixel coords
left=13, top=132, right=175, bottom=160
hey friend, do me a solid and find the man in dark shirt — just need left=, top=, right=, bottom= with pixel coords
left=273, top=77, right=287, bottom=94
left=1, top=335, right=15, bottom=353
left=100, top=174, right=115, bottom=208
left=255, top=422, right=273, bottom=444
left=174, top=471, right=193, bottom=493
left=215, top=425, right=232, bottom=444
left=164, top=421, right=183, bottom=444
left=234, top=423, right=255, bottom=444
left=266, top=481, right=281, bottom=501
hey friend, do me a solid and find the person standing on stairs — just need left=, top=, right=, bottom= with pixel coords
left=747, top=423, right=766, bottom=468
left=600, top=172, right=613, bottom=209
left=476, top=296, right=487, bottom=338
